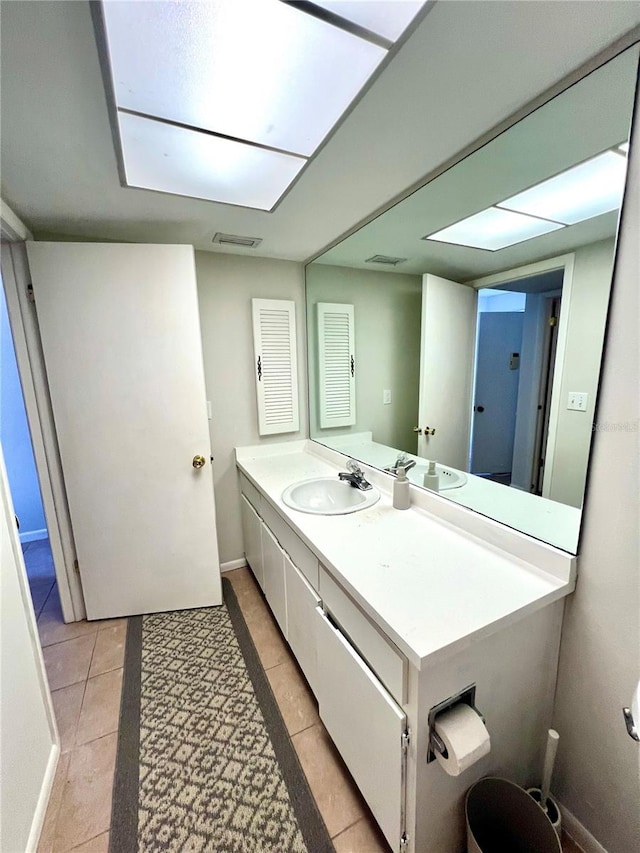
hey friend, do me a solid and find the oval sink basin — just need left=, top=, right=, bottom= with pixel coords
left=282, top=477, right=380, bottom=515
left=407, top=465, right=468, bottom=491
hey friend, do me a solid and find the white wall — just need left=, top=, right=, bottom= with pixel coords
left=306, top=264, right=422, bottom=453
left=548, top=239, right=616, bottom=508
left=0, top=446, right=56, bottom=851
left=195, top=252, right=308, bottom=565
left=552, top=93, right=639, bottom=852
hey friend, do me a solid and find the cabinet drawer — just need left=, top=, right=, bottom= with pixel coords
left=319, top=565, right=407, bottom=705
left=261, top=523, right=287, bottom=636
left=260, top=500, right=319, bottom=589
left=240, top=495, right=264, bottom=591
left=285, top=557, right=321, bottom=696
left=315, top=607, right=406, bottom=851
left=239, top=472, right=262, bottom=515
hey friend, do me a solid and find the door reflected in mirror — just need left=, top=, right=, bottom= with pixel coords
left=306, top=45, right=639, bottom=553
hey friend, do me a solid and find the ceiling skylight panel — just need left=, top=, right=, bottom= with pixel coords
left=310, top=1, right=426, bottom=41
left=424, top=207, right=563, bottom=252
left=498, top=151, right=627, bottom=225
left=118, top=112, right=305, bottom=210
left=101, top=0, right=386, bottom=157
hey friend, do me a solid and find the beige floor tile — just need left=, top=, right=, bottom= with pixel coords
left=69, top=832, right=109, bottom=852
left=292, top=723, right=366, bottom=838
left=266, top=658, right=320, bottom=735
left=37, top=752, right=71, bottom=853
left=75, top=669, right=123, bottom=746
left=89, top=622, right=126, bottom=677
left=51, top=683, right=85, bottom=753
left=243, top=602, right=291, bottom=670
left=53, top=733, right=117, bottom=852
left=43, top=634, right=97, bottom=691
left=333, top=816, right=391, bottom=852
left=31, top=583, right=55, bottom=616
left=39, top=610, right=102, bottom=648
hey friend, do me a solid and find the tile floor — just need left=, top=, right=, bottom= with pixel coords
left=27, top=545, right=583, bottom=852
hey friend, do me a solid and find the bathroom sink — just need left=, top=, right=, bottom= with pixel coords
left=282, top=477, right=380, bottom=515
left=408, top=465, right=468, bottom=491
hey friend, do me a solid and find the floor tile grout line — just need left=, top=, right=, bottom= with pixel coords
left=330, top=816, right=364, bottom=841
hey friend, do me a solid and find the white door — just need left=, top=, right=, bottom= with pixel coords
left=26, top=242, right=221, bottom=619
left=418, top=274, right=477, bottom=471
left=471, top=311, right=524, bottom=475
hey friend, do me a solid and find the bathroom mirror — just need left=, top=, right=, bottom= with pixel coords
left=306, top=45, right=639, bottom=553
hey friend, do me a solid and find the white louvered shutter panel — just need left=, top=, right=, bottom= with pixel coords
left=252, top=299, right=299, bottom=436
left=318, top=303, right=356, bottom=429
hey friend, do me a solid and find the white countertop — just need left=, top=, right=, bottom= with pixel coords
left=236, top=441, right=575, bottom=670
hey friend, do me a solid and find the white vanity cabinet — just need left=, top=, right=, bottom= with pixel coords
left=238, top=473, right=409, bottom=851
left=236, top=445, right=574, bottom=853
left=261, top=522, right=287, bottom=635
left=315, top=606, right=407, bottom=848
left=284, top=555, right=321, bottom=693
left=240, top=495, right=264, bottom=590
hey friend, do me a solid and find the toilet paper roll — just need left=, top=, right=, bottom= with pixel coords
left=434, top=704, right=491, bottom=776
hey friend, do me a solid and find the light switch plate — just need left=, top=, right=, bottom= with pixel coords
left=567, top=391, right=588, bottom=411
left=383, top=390, right=392, bottom=405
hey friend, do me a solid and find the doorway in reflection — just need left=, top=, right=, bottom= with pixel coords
left=471, top=269, right=563, bottom=495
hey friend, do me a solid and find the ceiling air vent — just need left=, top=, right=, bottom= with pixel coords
left=212, top=232, right=263, bottom=249
left=365, top=254, right=407, bottom=266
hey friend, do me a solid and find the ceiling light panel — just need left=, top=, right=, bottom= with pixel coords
left=310, top=1, right=426, bottom=41
left=424, top=207, right=563, bottom=252
left=102, top=0, right=386, bottom=157
left=498, top=151, right=627, bottom=225
left=118, top=112, right=305, bottom=210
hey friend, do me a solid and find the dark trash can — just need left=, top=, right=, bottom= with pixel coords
left=466, top=778, right=562, bottom=853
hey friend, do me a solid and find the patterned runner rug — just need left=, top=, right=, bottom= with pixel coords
left=110, top=579, right=334, bottom=852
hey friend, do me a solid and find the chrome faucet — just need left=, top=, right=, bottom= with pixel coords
left=384, top=452, right=417, bottom=476
left=338, top=459, right=372, bottom=491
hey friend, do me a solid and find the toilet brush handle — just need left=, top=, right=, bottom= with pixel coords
left=540, top=729, right=560, bottom=809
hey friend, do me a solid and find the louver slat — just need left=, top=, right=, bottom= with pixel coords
left=252, top=299, right=299, bottom=435
left=318, top=303, right=356, bottom=429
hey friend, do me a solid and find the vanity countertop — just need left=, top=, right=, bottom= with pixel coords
left=236, top=441, right=575, bottom=670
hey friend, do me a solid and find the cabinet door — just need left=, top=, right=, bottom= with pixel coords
left=285, top=556, right=321, bottom=695
left=261, top=523, right=287, bottom=635
left=240, top=495, right=264, bottom=591
left=315, top=607, right=406, bottom=851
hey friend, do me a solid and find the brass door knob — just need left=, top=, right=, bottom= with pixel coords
left=414, top=426, right=436, bottom=436
left=192, top=455, right=206, bottom=469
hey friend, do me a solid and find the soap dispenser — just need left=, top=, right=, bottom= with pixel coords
left=393, top=466, right=411, bottom=510
left=423, top=460, right=440, bottom=492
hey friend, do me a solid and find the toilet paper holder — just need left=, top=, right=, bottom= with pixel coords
left=427, top=684, right=485, bottom=763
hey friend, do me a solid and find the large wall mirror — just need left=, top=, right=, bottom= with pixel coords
left=306, top=45, right=639, bottom=553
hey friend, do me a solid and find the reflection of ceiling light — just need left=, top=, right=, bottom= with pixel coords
left=97, top=0, right=427, bottom=210
left=423, top=207, right=563, bottom=252
left=497, top=150, right=627, bottom=225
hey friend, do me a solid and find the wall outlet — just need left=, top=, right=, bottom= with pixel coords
left=383, top=389, right=392, bottom=405
left=567, top=391, right=588, bottom=412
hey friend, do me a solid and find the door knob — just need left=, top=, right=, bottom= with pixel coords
left=475, top=405, right=485, bottom=413
left=192, top=455, right=206, bottom=469
left=414, top=426, right=436, bottom=436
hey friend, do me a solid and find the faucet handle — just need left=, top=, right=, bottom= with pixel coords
left=346, top=458, right=364, bottom=476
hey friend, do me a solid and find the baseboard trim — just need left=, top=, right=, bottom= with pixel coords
left=559, top=803, right=608, bottom=853
left=19, top=528, right=48, bottom=544
left=26, top=744, right=59, bottom=853
left=220, top=558, right=248, bottom=574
